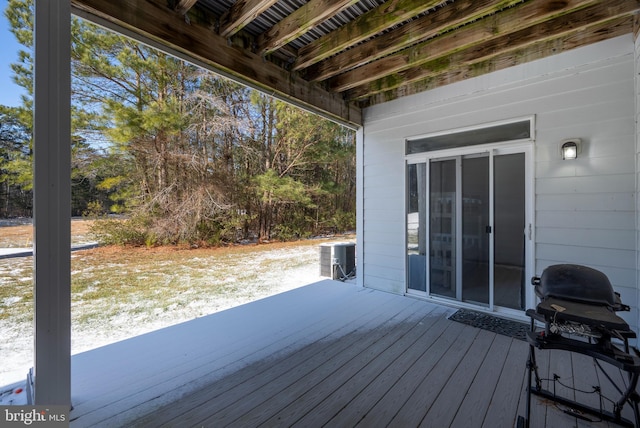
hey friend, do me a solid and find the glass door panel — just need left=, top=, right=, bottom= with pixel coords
left=429, top=159, right=456, bottom=298
left=494, top=153, right=526, bottom=309
left=461, top=155, right=490, bottom=305
left=407, top=148, right=529, bottom=311
left=407, top=163, right=427, bottom=292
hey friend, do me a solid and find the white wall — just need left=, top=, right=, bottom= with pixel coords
left=362, top=35, right=638, bottom=330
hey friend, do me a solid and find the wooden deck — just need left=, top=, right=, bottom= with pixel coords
left=67, top=280, right=637, bottom=427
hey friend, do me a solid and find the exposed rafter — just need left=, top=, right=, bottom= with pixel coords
left=258, top=0, right=359, bottom=55
left=219, top=0, right=278, bottom=39
left=71, top=0, right=362, bottom=126
left=303, top=0, right=536, bottom=82
left=365, top=15, right=633, bottom=106
left=294, top=0, right=445, bottom=70
left=329, top=0, right=636, bottom=93
left=174, top=0, right=198, bottom=16
left=69, top=0, right=640, bottom=122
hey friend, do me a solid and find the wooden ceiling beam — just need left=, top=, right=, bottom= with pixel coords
left=303, top=0, right=555, bottom=82
left=174, top=0, right=198, bottom=16
left=219, top=0, right=278, bottom=39
left=363, top=15, right=633, bottom=107
left=294, top=0, right=444, bottom=71
left=258, top=0, right=359, bottom=55
left=71, top=0, right=362, bottom=126
left=330, top=0, right=638, bottom=93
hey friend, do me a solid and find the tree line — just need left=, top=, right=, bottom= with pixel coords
left=0, top=0, right=355, bottom=245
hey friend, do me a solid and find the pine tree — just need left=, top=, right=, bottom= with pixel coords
left=4, top=0, right=356, bottom=243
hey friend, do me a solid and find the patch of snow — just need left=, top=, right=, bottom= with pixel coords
left=3, top=297, right=21, bottom=306
left=0, top=242, right=331, bottom=386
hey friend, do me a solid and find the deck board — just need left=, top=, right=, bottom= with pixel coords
left=481, top=338, right=529, bottom=428
left=545, top=349, right=579, bottom=427
left=450, top=332, right=512, bottom=428
left=593, top=356, right=636, bottom=425
left=572, top=352, right=612, bottom=428
left=289, top=308, right=447, bottom=427
left=514, top=337, right=637, bottom=428
left=386, top=325, right=481, bottom=427
left=326, top=315, right=452, bottom=426
left=528, top=343, right=552, bottom=428
left=150, top=294, right=425, bottom=426
left=63, top=281, right=639, bottom=428
left=421, top=329, right=497, bottom=427
left=201, top=301, right=436, bottom=426
left=353, top=320, right=466, bottom=428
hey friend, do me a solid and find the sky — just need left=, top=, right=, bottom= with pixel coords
left=0, top=0, right=26, bottom=107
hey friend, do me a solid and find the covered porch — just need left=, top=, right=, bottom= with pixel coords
left=63, top=280, right=632, bottom=427
left=25, top=0, right=640, bottom=418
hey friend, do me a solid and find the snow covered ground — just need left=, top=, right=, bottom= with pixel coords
left=0, top=242, right=343, bottom=386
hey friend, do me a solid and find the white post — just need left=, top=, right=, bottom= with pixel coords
left=356, top=126, right=364, bottom=288
left=33, top=0, right=71, bottom=405
left=635, top=24, right=640, bottom=338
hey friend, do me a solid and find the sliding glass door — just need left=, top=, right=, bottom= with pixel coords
left=494, top=152, right=526, bottom=310
left=407, top=147, right=529, bottom=311
left=428, top=159, right=456, bottom=298
left=460, top=155, right=490, bottom=305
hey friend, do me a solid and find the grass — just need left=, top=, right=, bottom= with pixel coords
left=70, top=241, right=330, bottom=323
left=0, top=218, right=96, bottom=248
left=0, top=220, right=353, bottom=383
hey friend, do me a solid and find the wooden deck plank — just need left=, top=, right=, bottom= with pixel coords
left=515, top=346, right=532, bottom=428
left=324, top=314, right=453, bottom=426
left=73, top=281, right=378, bottom=422
left=75, top=283, right=433, bottom=426
left=531, top=340, right=553, bottom=428
left=66, top=281, right=638, bottom=428
left=190, top=300, right=441, bottom=426
left=420, top=328, right=498, bottom=427
left=481, top=337, right=529, bottom=428
left=72, top=281, right=355, bottom=396
left=153, top=297, right=433, bottom=427
left=544, top=349, right=581, bottom=427
left=132, top=289, right=422, bottom=426
left=518, top=341, right=551, bottom=428
left=537, top=345, right=610, bottom=427
left=594, top=357, right=637, bottom=425
left=264, top=311, right=441, bottom=426
left=353, top=319, right=467, bottom=428
left=244, top=308, right=447, bottom=427
left=295, top=310, right=452, bottom=427
left=449, top=333, right=513, bottom=428
left=572, top=352, right=614, bottom=428
left=386, top=324, right=480, bottom=426
left=519, top=341, right=637, bottom=428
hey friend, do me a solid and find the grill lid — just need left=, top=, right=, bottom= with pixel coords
left=532, top=264, right=615, bottom=306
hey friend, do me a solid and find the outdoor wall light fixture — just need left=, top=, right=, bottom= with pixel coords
left=561, top=139, right=580, bottom=160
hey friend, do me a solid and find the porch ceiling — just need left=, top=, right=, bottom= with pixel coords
left=70, top=0, right=640, bottom=127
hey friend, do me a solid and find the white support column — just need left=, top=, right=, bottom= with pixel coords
left=33, top=0, right=71, bottom=405
left=635, top=21, right=640, bottom=339
left=356, top=126, right=364, bottom=288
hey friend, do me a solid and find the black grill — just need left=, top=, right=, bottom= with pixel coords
left=519, top=264, right=640, bottom=428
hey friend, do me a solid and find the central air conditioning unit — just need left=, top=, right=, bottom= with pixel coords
left=319, top=242, right=356, bottom=281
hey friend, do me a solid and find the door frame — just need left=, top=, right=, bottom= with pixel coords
left=405, top=140, right=535, bottom=317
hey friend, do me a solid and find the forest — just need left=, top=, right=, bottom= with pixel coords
left=0, top=0, right=356, bottom=245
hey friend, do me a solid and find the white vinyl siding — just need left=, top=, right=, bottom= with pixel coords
left=361, top=35, right=637, bottom=330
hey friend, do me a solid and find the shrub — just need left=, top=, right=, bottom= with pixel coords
left=89, top=216, right=151, bottom=246
left=82, top=200, right=106, bottom=218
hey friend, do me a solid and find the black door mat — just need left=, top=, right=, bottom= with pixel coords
left=448, top=309, right=529, bottom=341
